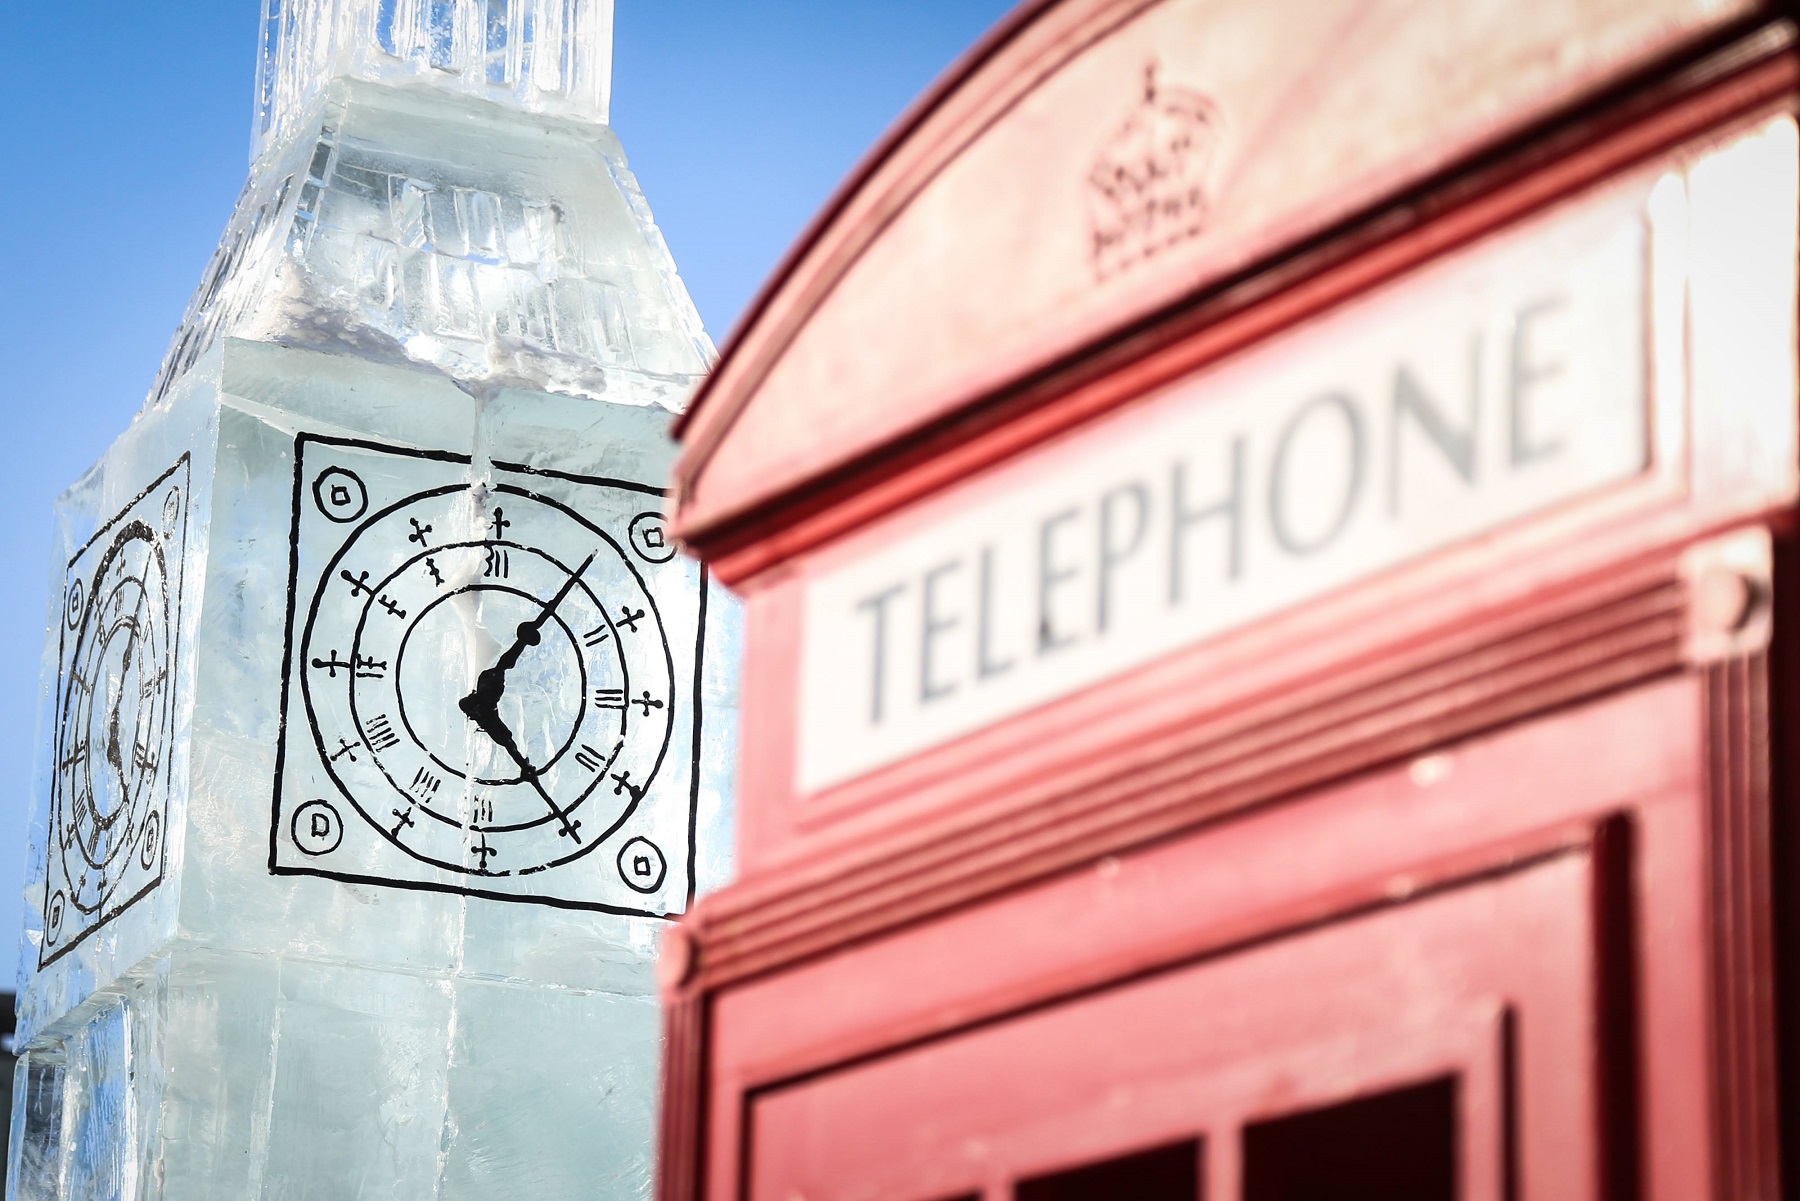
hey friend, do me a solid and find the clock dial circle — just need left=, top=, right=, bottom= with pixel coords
left=392, top=571, right=592, bottom=788
left=55, top=519, right=176, bottom=919
left=300, top=485, right=676, bottom=879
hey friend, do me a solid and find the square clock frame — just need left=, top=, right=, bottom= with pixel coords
left=271, top=434, right=705, bottom=917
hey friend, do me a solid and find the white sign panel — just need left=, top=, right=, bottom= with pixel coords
left=799, top=194, right=1651, bottom=794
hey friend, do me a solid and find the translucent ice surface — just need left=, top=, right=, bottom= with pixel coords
left=254, top=0, right=614, bottom=164
left=12, top=950, right=664, bottom=1201
left=11, top=2, right=733, bottom=1197
left=155, top=80, right=710, bottom=407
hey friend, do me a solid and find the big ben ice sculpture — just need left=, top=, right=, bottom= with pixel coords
left=9, top=3, right=736, bottom=1197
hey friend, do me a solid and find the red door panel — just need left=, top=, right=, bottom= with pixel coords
left=749, top=849, right=1610, bottom=1201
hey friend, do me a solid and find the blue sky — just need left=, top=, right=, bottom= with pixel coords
left=0, top=1, right=1014, bottom=989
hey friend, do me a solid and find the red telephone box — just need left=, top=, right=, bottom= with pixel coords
left=661, top=3, right=1800, bottom=1199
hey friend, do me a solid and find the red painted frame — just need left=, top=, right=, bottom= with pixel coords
left=698, top=679, right=1732, bottom=1201
left=660, top=12, right=1799, bottom=1201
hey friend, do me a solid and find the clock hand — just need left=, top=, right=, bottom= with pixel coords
left=104, top=610, right=146, bottom=783
left=462, top=697, right=582, bottom=843
left=105, top=700, right=124, bottom=779
left=457, top=552, right=596, bottom=719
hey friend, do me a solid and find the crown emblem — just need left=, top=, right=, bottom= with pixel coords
left=1087, top=62, right=1221, bottom=279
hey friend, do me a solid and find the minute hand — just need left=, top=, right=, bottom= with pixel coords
left=459, top=552, right=596, bottom=717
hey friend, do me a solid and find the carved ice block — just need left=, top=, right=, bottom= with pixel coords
left=10, top=2, right=735, bottom=1197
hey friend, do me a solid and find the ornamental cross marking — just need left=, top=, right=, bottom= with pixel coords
left=311, top=650, right=353, bottom=678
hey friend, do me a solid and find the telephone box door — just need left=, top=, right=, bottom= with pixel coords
left=750, top=842, right=1623, bottom=1201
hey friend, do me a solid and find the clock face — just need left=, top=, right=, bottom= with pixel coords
left=272, top=434, right=704, bottom=915
left=42, top=457, right=189, bottom=967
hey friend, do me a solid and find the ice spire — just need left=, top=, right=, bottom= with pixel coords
left=147, top=0, right=703, bottom=410
left=254, top=0, right=615, bottom=162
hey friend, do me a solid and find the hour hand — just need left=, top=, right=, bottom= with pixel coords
left=458, top=669, right=505, bottom=725
left=460, top=690, right=583, bottom=844
left=105, top=707, right=125, bottom=778
left=464, top=696, right=525, bottom=772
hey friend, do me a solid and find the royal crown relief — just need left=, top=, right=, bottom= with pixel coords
left=1087, top=62, right=1223, bottom=279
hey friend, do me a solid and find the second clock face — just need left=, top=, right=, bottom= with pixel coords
left=43, top=456, right=188, bottom=967
left=274, top=435, right=704, bottom=914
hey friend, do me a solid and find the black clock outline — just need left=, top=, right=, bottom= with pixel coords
left=57, top=520, right=170, bottom=911
left=394, top=578, right=592, bottom=789
left=41, top=456, right=187, bottom=969
left=296, top=481, right=677, bottom=879
left=352, top=546, right=622, bottom=833
left=271, top=434, right=707, bottom=919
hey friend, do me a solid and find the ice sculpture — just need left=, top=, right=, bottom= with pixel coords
left=9, top=2, right=737, bottom=1197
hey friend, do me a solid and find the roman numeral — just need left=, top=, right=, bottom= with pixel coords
left=364, top=714, right=400, bottom=752
left=593, top=688, right=625, bottom=710
left=583, top=626, right=611, bottom=647
left=574, top=744, right=604, bottom=773
left=410, top=767, right=441, bottom=800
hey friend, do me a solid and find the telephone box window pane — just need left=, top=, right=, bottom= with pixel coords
left=1015, top=1138, right=1202, bottom=1201
left=1242, top=1076, right=1456, bottom=1201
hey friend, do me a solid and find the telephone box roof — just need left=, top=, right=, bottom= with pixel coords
left=671, top=0, right=1766, bottom=570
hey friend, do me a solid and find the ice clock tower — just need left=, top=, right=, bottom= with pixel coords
left=9, top=2, right=737, bottom=1197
